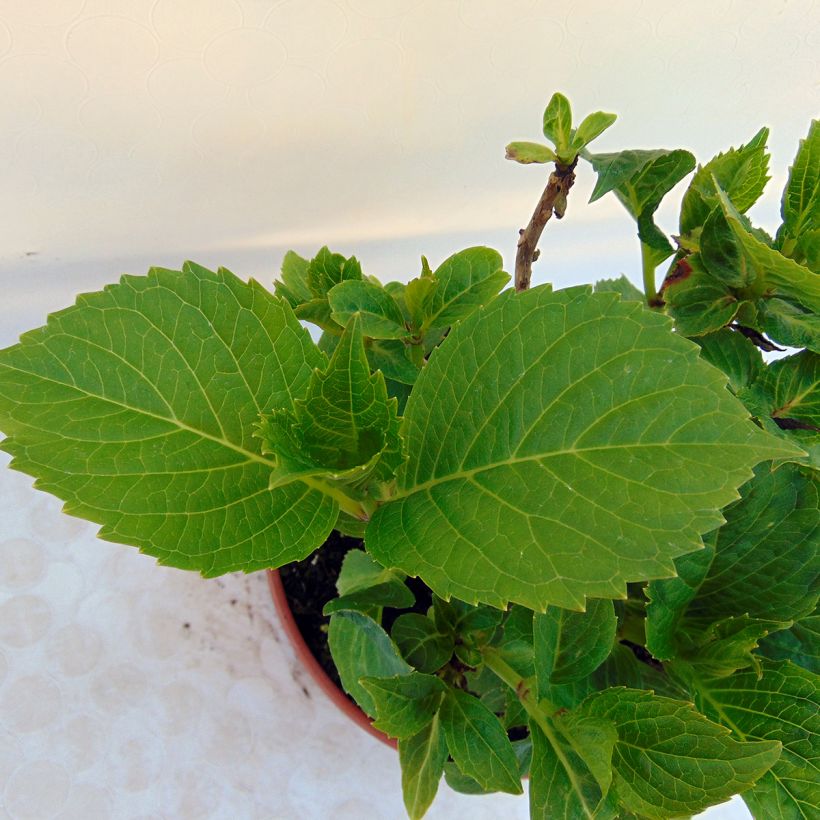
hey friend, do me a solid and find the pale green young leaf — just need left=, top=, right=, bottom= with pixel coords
left=327, top=279, right=410, bottom=340
left=327, top=610, right=411, bottom=717
left=306, top=246, right=363, bottom=297
left=274, top=250, right=312, bottom=306
left=392, top=613, right=454, bottom=673
left=571, top=111, right=617, bottom=151
left=534, top=600, right=617, bottom=688
left=593, top=275, right=644, bottom=302
left=359, top=672, right=445, bottom=739
left=257, top=315, right=401, bottom=492
left=439, top=688, right=523, bottom=795
left=404, top=275, right=438, bottom=331
left=779, top=119, right=820, bottom=248
left=505, top=141, right=556, bottom=164
left=680, top=127, right=770, bottom=234
left=424, top=247, right=509, bottom=331
left=0, top=263, right=339, bottom=575
left=694, top=329, right=764, bottom=396
left=542, top=92, right=572, bottom=153
left=696, top=660, right=819, bottom=820
left=366, top=286, right=799, bottom=611
left=398, top=715, right=448, bottom=820
left=795, top=228, right=820, bottom=272
left=577, top=687, right=782, bottom=818
left=294, top=297, right=340, bottom=333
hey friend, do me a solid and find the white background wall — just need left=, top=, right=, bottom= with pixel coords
left=0, top=2, right=817, bottom=818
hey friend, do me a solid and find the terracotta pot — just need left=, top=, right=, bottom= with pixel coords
left=267, top=569, right=397, bottom=749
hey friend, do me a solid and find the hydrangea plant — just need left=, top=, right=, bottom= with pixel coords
left=0, top=94, right=817, bottom=819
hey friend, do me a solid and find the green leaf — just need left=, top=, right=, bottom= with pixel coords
left=592, top=643, right=690, bottom=701
left=534, top=600, right=617, bottom=687
left=439, top=688, right=523, bottom=795
left=686, top=461, right=819, bottom=625
left=662, top=255, right=742, bottom=336
left=796, top=228, right=820, bottom=272
left=743, top=350, right=820, bottom=428
left=366, top=286, right=799, bottom=611
left=0, top=263, right=340, bottom=575
left=424, top=247, right=509, bottom=331
left=327, top=279, right=410, bottom=340
left=505, top=141, right=556, bottom=164
left=680, top=127, right=770, bottom=234
left=327, top=610, right=411, bottom=717
left=696, top=660, right=819, bottom=820
left=398, top=715, right=448, bottom=820
left=577, top=687, right=782, bottom=818
left=307, top=246, right=363, bottom=297
left=404, top=275, right=438, bottom=331
left=757, top=296, right=820, bottom=353
left=778, top=119, right=820, bottom=249
left=444, top=737, right=532, bottom=795
left=759, top=609, right=820, bottom=674
left=391, top=613, right=454, bottom=673
left=694, top=329, right=764, bottom=396
left=587, top=148, right=695, bottom=266
left=700, top=205, right=749, bottom=287
left=542, top=92, right=572, bottom=154
left=294, top=297, right=340, bottom=333
left=594, top=275, right=644, bottom=302
left=256, top=315, right=401, bottom=496
left=274, top=250, right=312, bottom=306
left=359, top=672, right=445, bottom=739
left=367, top=339, right=421, bottom=386
left=571, top=111, right=617, bottom=152
left=646, top=539, right=716, bottom=660
left=714, top=185, right=820, bottom=320
left=323, top=548, right=414, bottom=615
left=528, top=715, right=612, bottom=819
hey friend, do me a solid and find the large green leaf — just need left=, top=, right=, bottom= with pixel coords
left=439, top=688, right=522, bottom=795
left=398, top=715, right=448, bottom=820
left=778, top=119, right=820, bottom=252
left=680, top=127, right=770, bottom=234
left=533, top=600, right=617, bottom=687
left=327, top=609, right=411, bottom=717
left=577, top=687, right=782, bottom=818
left=696, top=660, right=819, bottom=819
left=366, top=286, right=799, bottom=610
left=359, top=672, right=445, bottom=739
left=0, top=263, right=340, bottom=575
left=423, top=247, right=509, bottom=331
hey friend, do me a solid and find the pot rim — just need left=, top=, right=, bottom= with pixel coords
left=266, top=568, right=397, bottom=749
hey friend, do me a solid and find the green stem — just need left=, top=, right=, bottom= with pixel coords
left=408, top=340, right=425, bottom=368
left=300, top=475, right=369, bottom=520
left=641, top=242, right=659, bottom=307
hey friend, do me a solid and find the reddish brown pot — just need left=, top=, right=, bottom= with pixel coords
left=267, top=569, right=397, bottom=749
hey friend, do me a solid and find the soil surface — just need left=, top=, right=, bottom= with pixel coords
left=278, top=531, right=432, bottom=690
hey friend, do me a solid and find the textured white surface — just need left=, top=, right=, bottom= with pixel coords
left=1, top=1, right=817, bottom=818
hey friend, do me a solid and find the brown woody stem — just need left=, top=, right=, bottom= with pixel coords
left=514, top=157, right=578, bottom=291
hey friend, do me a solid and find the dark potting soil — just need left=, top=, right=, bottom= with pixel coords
left=277, top=530, right=432, bottom=691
